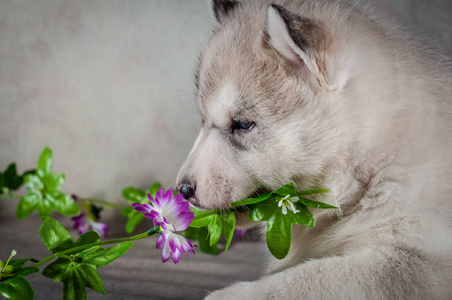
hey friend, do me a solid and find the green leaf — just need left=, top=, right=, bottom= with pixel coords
left=41, top=258, right=69, bottom=281
left=247, top=195, right=306, bottom=259
left=43, top=240, right=133, bottom=300
left=189, top=208, right=236, bottom=250
left=24, top=174, right=44, bottom=193
left=297, top=196, right=337, bottom=209
left=78, top=242, right=133, bottom=268
left=121, top=187, right=146, bottom=204
left=125, top=213, right=144, bottom=234
left=207, top=215, right=222, bottom=246
left=8, top=258, right=40, bottom=278
left=183, top=227, right=219, bottom=255
left=2, top=163, right=23, bottom=191
left=197, top=231, right=219, bottom=255
left=191, top=207, right=219, bottom=219
left=222, top=212, right=236, bottom=252
left=230, top=192, right=272, bottom=207
left=232, top=183, right=330, bottom=207
left=62, top=268, right=86, bottom=300
left=45, top=261, right=104, bottom=300
left=0, top=174, right=4, bottom=192
left=53, top=194, right=80, bottom=216
left=247, top=195, right=294, bottom=259
left=39, top=216, right=75, bottom=253
left=273, top=182, right=297, bottom=197
left=16, top=147, right=76, bottom=218
left=230, top=182, right=297, bottom=207
left=0, top=275, right=35, bottom=300
left=16, top=194, right=40, bottom=220
left=265, top=212, right=292, bottom=259
left=290, top=203, right=315, bottom=227
left=248, top=200, right=275, bottom=221
left=189, top=214, right=214, bottom=228
left=120, top=206, right=134, bottom=217
left=146, top=182, right=162, bottom=196
left=75, top=264, right=105, bottom=294
left=37, top=147, right=53, bottom=175
left=75, top=231, right=100, bottom=246
left=247, top=195, right=317, bottom=259
left=190, top=182, right=334, bottom=259
left=45, top=262, right=105, bottom=300
left=42, top=173, right=65, bottom=193
left=8, top=259, right=32, bottom=271
left=14, top=266, right=40, bottom=277
left=36, top=198, right=53, bottom=216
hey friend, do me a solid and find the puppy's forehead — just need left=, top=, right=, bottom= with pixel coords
left=202, top=83, right=239, bottom=127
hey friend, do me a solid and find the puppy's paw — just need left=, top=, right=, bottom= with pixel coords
left=205, top=282, right=256, bottom=300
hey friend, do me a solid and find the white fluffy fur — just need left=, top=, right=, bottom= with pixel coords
left=178, top=0, right=452, bottom=299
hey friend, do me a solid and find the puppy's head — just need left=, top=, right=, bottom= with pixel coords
left=177, top=1, right=351, bottom=209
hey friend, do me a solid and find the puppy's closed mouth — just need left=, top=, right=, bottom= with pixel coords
left=188, top=186, right=271, bottom=211
left=230, top=186, right=272, bottom=208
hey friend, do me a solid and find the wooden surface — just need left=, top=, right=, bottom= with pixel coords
left=0, top=204, right=264, bottom=299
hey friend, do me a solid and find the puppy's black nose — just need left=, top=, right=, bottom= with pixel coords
left=178, top=184, right=195, bottom=200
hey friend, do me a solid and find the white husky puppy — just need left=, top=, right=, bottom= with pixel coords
left=177, top=0, right=452, bottom=298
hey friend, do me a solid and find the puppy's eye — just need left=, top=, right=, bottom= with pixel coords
left=231, top=119, right=255, bottom=132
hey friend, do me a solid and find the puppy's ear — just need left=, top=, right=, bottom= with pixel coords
left=209, top=0, right=240, bottom=24
left=267, top=4, right=336, bottom=91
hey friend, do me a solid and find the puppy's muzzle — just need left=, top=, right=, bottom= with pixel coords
left=178, top=184, right=198, bottom=206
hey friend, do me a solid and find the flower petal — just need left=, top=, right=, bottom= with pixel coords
left=147, top=211, right=161, bottom=219
left=91, top=222, right=109, bottom=238
left=161, top=195, right=188, bottom=218
left=172, top=211, right=194, bottom=231
left=156, top=235, right=165, bottom=249
left=144, top=213, right=154, bottom=219
left=281, top=205, right=287, bottom=215
left=171, top=248, right=181, bottom=264
left=132, top=203, right=152, bottom=213
left=158, top=231, right=196, bottom=263
left=148, top=193, right=162, bottom=211
left=287, top=201, right=300, bottom=214
left=163, top=188, right=174, bottom=201
left=156, top=188, right=173, bottom=207
left=168, top=236, right=177, bottom=253
left=161, top=243, right=171, bottom=263
left=155, top=187, right=165, bottom=202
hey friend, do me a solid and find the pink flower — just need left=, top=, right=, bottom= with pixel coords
left=71, top=195, right=108, bottom=238
left=132, top=188, right=193, bottom=232
left=72, top=213, right=109, bottom=238
left=156, top=231, right=196, bottom=263
left=132, top=187, right=196, bottom=263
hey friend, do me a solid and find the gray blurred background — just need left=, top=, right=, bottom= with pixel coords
left=1, top=0, right=451, bottom=203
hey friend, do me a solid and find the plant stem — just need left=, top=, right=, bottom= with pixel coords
left=81, top=198, right=126, bottom=209
left=34, top=226, right=160, bottom=268
left=0, top=194, right=22, bottom=199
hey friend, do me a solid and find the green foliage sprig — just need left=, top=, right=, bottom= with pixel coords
left=16, top=147, right=79, bottom=219
left=1, top=146, right=337, bottom=299
left=188, top=183, right=336, bottom=259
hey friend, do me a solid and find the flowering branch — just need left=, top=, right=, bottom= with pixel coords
left=1, top=146, right=337, bottom=299
left=34, top=225, right=160, bottom=269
